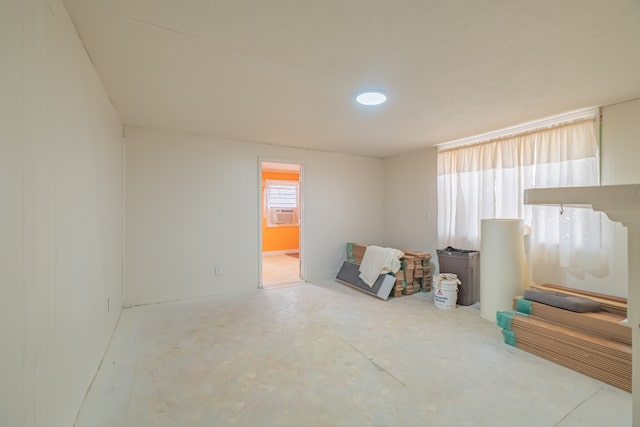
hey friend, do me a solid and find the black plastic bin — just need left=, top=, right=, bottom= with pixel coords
left=436, top=247, right=480, bottom=306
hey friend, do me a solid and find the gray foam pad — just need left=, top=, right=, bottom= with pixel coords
left=336, top=261, right=395, bottom=300
left=523, top=289, right=601, bottom=313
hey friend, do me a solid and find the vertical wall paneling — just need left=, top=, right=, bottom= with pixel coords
left=22, top=0, right=55, bottom=423
left=0, top=1, right=125, bottom=426
left=0, top=0, right=25, bottom=425
left=382, top=149, right=439, bottom=263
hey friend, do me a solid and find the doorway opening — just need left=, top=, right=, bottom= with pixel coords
left=260, top=161, right=303, bottom=288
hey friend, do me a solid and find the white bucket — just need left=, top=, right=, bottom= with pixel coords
left=433, top=279, right=459, bottom=310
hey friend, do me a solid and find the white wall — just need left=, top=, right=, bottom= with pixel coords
left=382, top=148, right=439, bottom=264
left=124, top=127, right=384, bottom=306
left=530, top=99, right=640, bottom=296
left=601, top=99, right=640, bottom=186
left=0, top=1, right=124, bottom=426
left=599, top=98, right=640, bottom=296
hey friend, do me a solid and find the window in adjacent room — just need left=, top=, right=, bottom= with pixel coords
left=264, top=180, right=299, bottom=227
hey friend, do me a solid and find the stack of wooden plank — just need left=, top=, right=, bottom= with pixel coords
left=401, top=255, right=416, bottom=295
left=346, top=243, right=432, bottom=298
left=514, top=297, right=630, bottom=345
left=392, top=269, right=405, bottom=298
left=402, top=251, right=433, bottom=294
left=531, top=283, right=628, bottom=317
left=499, top=284, right=631, bottom=392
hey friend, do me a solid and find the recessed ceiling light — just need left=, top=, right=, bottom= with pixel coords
left=356, top=91, right=387, bottom=106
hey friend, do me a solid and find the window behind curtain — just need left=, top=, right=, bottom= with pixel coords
left=437, top=118, right=606, bottom=276
left=265, top=180, right=299, bottom=226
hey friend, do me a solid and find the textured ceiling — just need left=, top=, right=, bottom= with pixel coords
left=64, top=0, right=640, bottom=158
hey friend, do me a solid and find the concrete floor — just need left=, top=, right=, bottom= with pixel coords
left=75, top=280, right=631, bottom=427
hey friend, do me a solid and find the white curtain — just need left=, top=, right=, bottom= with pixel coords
left=437, top=119, right=607, bottom=275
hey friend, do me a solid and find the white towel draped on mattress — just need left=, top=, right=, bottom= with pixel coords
left=358, top=245, right=404, bottom=287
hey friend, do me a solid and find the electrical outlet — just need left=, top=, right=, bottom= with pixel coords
left=107, top=297, right=111, bottom=312
left=215, top=265, right=222, bottom=275
left=338, top=249, right=345, bottom=260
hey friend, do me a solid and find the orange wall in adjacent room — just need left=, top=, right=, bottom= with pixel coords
left=262, top=170, right=300, bottom=252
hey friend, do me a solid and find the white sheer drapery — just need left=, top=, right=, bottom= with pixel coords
left=437, top=119, right=606, bottom=275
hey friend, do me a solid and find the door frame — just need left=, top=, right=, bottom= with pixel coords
left=257, top=157, right=304, bottom=288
